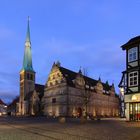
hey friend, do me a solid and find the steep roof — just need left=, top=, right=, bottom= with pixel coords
left=121, top=36, right=140, bottom=50
left=22, top=17, right=34, bottom=72
left=0, top=99, right=6, bottom=105
left=59, top=66, right=112, bottom=91
left=35, top=84, right=44, bottom=99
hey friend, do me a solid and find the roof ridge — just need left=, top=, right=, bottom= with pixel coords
left=60, top=66, right=111, bottom=86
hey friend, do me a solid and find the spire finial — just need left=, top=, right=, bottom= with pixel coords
left=78, top=66, right=82, bottom=74
left=26, top=16, right=31, bottom=42
left=56, top=61, right=61, bottom=67
left=112, top=81, right=115, bottom=87
left=98, top=76, right=101, bottom=82
left=22, top=17, right=34, bottom=72
left=106, top=80, right=109, bottom=85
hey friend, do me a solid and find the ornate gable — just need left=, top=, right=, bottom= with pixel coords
left=75, top=72, right=85, bottom=88
left=46, top=62, right=66, bottom=88
left=95, top=81, right=103, bottom=93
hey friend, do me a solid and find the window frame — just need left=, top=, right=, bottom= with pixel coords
left=128, top=47, right=138, bottom=62
left=128, top=71, right=138, bottom=87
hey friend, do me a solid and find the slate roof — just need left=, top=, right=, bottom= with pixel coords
left=35, top=84, right=44, bottom=99
left=121, top=36, right=140, bottom=50
left=59, top=66, right=112, bottom=91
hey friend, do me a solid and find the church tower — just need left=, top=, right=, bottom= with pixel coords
left=19, top=17, right=35, bottom=115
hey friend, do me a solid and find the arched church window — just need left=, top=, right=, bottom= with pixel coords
left=30, top=74, right=33, bottom=80
left=27, top=73, right=30, bottom=80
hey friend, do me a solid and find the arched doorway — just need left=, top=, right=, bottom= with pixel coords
left=77, top=107, right=82, bottom=117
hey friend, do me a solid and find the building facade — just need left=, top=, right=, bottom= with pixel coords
left=119, top=36, right=140, bottom=121
left=16, top=19, right=119, bottom=117
left=43, top=62, right=119, bottom=118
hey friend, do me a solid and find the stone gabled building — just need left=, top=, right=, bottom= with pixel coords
left=43, top=62, right=119, bottom=118
left=119, top=36, right=140, bottom=121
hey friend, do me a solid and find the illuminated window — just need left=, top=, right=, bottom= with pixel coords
left=129, top=71, right=138, bottom=86
left=128, top=47, right=137, bottom=62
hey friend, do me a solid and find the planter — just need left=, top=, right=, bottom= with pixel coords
left=59, top=117, right=66, bottom=123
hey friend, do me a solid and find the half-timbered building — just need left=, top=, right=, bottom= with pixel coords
left=119, top=36, right=140, bottom=121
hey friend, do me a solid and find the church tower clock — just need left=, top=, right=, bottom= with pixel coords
left=19, top=17, right=35, bottom=115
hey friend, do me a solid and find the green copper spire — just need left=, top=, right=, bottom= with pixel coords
left=22, top=17, right=34, bottom=72
left=26, top=16, right=30, bottom=42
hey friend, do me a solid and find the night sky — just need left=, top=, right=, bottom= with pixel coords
left=0, top=0, right=140, bottom=103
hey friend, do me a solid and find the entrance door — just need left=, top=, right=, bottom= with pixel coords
left=129, top=102, right=140, bottom=121
left=77, top=107, right=82, bottom=117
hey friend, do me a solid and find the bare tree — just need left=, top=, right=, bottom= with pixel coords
left=82, top=67, right=91, bottom=120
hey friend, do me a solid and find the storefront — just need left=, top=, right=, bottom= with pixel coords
left=129, top=102, right=140, bottom=121
left=125, top=94, right=140, bottom=121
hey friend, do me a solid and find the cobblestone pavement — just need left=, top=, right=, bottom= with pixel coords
left=0, top=117, right=140, bottom=140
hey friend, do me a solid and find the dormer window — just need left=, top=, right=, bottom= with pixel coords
left=128, top=47, right=137, bottom=62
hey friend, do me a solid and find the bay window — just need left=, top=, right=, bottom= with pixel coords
left=128, top=47, right=137, bottom=62
left=129, top=71, right=138, bottom=86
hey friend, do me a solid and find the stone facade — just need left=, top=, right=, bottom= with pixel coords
left=43, top=62, right=119, bottom=118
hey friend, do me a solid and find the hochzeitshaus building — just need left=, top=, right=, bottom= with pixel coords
left=16, top=19, right=119, bottom=118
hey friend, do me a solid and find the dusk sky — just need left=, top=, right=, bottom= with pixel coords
left=0, top=0, right=140, bottom=103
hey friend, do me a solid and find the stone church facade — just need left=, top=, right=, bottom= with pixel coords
left=16, top=19, right=119, bottom=117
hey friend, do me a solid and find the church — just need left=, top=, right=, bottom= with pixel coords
left=16, top=19, right=44, bottom=116
left=16, top=19, right=119, bottom=118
